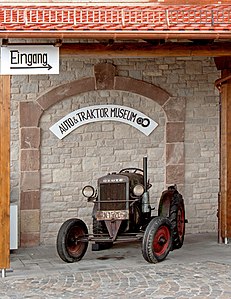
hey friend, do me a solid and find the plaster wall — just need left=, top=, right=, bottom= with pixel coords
left=10, top=56, right=220, bottom=245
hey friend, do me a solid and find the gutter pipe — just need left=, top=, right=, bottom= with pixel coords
left=1, top=31, right=231, bottom=40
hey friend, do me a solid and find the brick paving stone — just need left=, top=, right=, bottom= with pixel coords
left=1, top=261, right=231, bottom=298
left=1, top=234, right=231, bottom=298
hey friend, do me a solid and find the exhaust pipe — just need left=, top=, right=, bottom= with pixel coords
left=143, top=156, right=148, bottom=192
left=142, top=156, right=150, bottom=214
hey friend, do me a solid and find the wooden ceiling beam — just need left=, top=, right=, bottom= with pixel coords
left=60, top=42, right=231, bottom=57
left=214, top=57, right=231, bottom=70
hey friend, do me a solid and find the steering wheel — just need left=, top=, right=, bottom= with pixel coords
left=119, top=168, right=144, bottom=174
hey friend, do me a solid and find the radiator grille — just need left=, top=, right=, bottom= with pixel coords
left=99, top=182, right=126, bottom=211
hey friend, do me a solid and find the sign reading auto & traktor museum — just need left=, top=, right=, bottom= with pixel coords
left=50, top=105, right=158, bottom=139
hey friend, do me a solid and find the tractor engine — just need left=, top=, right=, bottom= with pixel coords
left=82, top=157, right=151, bottom=241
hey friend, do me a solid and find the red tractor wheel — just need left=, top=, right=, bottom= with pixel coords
left=142, top=217, right=173, bottom=263
left=56, top=218, right=88, bottom=263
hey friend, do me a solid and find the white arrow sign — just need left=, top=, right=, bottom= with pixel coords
left=0, top=45, right=59, bottom=75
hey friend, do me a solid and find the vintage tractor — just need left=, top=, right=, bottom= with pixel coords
left=56, top=157, right=186, bottom=263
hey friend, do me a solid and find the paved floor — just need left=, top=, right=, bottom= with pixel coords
left=1, top=233, right=231, bottom=298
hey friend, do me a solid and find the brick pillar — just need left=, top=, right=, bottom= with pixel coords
left=19, top=102, right=43, bottom=246
left=165, top=97, right=186, bottom=191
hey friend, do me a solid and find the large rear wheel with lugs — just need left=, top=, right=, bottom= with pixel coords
left=142, top=217, right=173, bottom=263
left=169, top=193, right=185, bottom=249
left=158, top=188, right=186, bottom=250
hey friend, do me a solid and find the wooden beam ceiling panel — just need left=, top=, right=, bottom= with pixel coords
left=60, top=42, right=231, bottom=57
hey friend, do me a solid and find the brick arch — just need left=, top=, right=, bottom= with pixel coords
left=19, top=63, right=185, bottom=246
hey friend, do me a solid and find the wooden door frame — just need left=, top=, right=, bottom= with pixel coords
left=215, top=57, right=231, bottom=242
left=0, top=75, right=10, bottom=277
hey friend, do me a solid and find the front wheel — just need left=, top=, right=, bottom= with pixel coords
left=142, top=217, right=173, bottom=263
left=56, top=218, right=88, bottom=263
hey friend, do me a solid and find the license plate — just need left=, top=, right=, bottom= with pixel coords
left=96, top=210, right=129, bottom=220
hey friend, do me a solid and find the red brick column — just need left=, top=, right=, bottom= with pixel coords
left=19, top=102, right=43, bottom=246
left=165, top=97, right=186, bottom=191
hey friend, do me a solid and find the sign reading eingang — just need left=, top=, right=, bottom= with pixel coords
left=0, top=45, right=59, bottom=75
left=49, top=105, right=158, bottom=139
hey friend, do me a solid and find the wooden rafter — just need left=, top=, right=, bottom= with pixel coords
left=60, top=42, right=231, bottom=57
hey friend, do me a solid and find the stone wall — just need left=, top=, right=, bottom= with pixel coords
left=10, top=56, right=220, bottom=245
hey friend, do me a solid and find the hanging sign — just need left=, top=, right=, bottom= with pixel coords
left=0, top=45, right=59, bottom=75
left=50, top=105, right=158, bottom=139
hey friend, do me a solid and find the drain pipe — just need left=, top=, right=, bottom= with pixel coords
left=218, top=92, right=222, bottom=244
left=1, top=31, right=231, bottom=40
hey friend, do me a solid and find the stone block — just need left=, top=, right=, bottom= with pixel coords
left=166, top=143, right=184, bottom=165
left=21, top=127, right=40, bottom=149
left=21, top=171, right=40, bottom=191
left=41, top=169, right=53, bottom=183
left=53, top=168, right=71, bottom=182
left=115, top=76, right=170, bottom=106
left=186, top=61, right=202, bottom=74
left=20, top=209, right=40, bottom=233
left=114, top=125, right=132, bottom=138
left=19, top=101, right=43, bottom=127
left=20, top=232, right=40, bottom=247
left=20, top=190, right=40, bottom=210
left=37, top=78, right=95, bottom=110
left=166, top=122, right=185, bottom=143
left=166, top=164, right=184, bottom=185
left=21, top=82, right=38, bottom=94
left=165, top=97, right=186, bottom=122
left=83, top=157, right=99, bottom=171
left=21, top=149, right=40, bottom=171
left=94, top=63, right=116, bottom=90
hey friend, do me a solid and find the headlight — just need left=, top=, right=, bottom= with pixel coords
left=133, top=184, right=144, bottom=196
left=82, top=185, right=95, bottom=198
